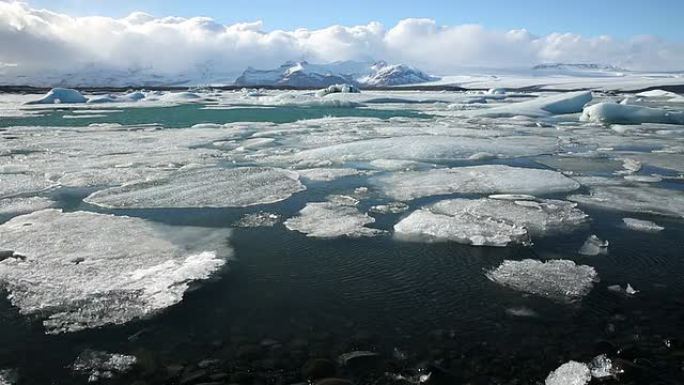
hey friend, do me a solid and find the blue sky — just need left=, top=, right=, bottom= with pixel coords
left=24, top=0, right=684, bottom=40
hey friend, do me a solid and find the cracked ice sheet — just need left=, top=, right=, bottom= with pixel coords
left=487, top=259, right=598, bottom=303
left=373, top=165, right=580, bottom=201
left=284, top=202, right=384, bottom=238
left=394, top=198, right=587, bottom=246
left=569, top=186, right=684, bottom=217
left=85, top=167, right=305, bottom=209
left=0, top=209, right=232, bottom=334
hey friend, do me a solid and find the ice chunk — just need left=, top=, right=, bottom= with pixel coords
left=315, top=83, right=360, bottom=97
left=622, top=218, right=664, bottom=232
left=0, top=197, right=55, bottom=217
left=487, top=259, right=598, bottom=303
left=373, top=165, right=580, bottom=201
left=395, top=198, right=586, bottom=246
left=578, top=235, right=609, bottom=256
left=234, top=212, right=281, bottom=227
left=0, top=209, right=231, bottom=333
left=468, top=91, right=592, bottom=118
left=545, top=361, right=591, bottom=385
left=569, top=186, right=684, bottom=217
left=24, top=88, right=88, bottom=104
left=369, top=202, right=409, bottom=214
left=85, top=167, right=305, bottom=209
left=72, top=350, right=137, bottom=383
left=297, top=168, right=362, bottom=182
left=0, top=173, right=56, bottom=199
left=0, top=369, right=16, bottom=385
left=589, top=354, right=621, bottom=379
left=87, top=91, right=146, bottom=104
left=580, top=102, right=684, bottom=125
left=284, top=202, right=384, bottom=238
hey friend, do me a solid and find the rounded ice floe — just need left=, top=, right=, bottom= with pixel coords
left=24, top=88, right=88, bottom=104
left=580, top=102, right=684, bottom=125
left=0, top=209, right=231, bottom=333
left=569, top=186, right=684, bottom=217
left=373, top=165, right=580, bottom=201
left=486, top=259, right=598, bottom=303
left=545, top=361, right=591, bottom=385
left=394, top=198, right=587, bottom=246
left=622, top=217, right=664, bottom=232
left=284, top=201, right=384, bottom=238
left=84, top=167, right=305, bottom=209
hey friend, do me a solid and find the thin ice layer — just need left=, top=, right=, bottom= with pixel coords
left=85, top=167, right=305, bottom=208
left=487, top=259, right=598, bottom=303
left=374, top=165, right=580, bottom=201
left=284, top=202, right=384, bottom=238
left=569, top=186, right=684, bottom=217
left=0, top=209, right=231, bottom=333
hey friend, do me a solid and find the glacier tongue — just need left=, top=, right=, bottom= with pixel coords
left=284, top=201, right=384, bottom=238
left=373, top=165, right=580, bottom=201
left=487, top=259, right=598, bottom=303
left=0, top=209, right=231, bottom=334
left=394, top=198, right=587, bottom=246
left=84, top=167, right=305, bottom=209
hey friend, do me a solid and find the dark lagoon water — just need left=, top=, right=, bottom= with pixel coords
left=1, top=99, right=684, bottom=385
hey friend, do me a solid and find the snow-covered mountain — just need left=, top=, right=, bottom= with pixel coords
left=234, top=60, right=438, bottom=88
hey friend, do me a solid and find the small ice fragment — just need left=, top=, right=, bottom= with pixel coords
left=608, top=284, right=638, bottom=296
left=625, top=283, right=638, bottom=295
left=234, top=212, right=281, bottom=227
left=72, top=350, right=136, bottom=383
left=326, top=194, right=360, bottom=206
left=284, top=202, right=384, bottom=238
left=487, top=259, right=598, bottom=303
left=545, top=361, right=591, bottom=385
left=589, top=354, right=622, bottom=379
left=370, top=202, right=409, bottom=214
left=622, top=218, right=664, bottom=232
left=579, top=235, right=609, bottom=256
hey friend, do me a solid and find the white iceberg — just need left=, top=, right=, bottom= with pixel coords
left=24, top=88, right=88, bottom=104
left=284, top=201, right=384, bottom=238
left=622, top=217, right=664, bottom=232
left=394, top=198, right=587, bottom=246
left=373, top=165, right=580, bottom=201
left=85, top=167, right=305, bottom=209
left=578, top=235, right=609, bottom=256
left=468, top=91, right=592, bottom=118
left=580, top=102, right=684, bottom=125
left=487, top=259, right=598, bottom=303
left=545, top=361, right=591, bottom=385
left=0, top=209, right=231, bottom=333
left=72, top=350, right=137, bottom=383
left=569, top=186, right=684, bottom=217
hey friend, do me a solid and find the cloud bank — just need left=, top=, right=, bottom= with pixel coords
left=1, top=1, right=683, bottom=84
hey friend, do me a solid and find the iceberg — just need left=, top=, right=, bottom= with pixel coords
left=580, top=102, right=684, bottom=125
left=622, top=218, right=664, bottom=232
left=545, top=361, right=591, bottom=385
left=468, top=91, right=592, bottom=118
left=315, top=83, right=360, bottom=97
left=395, top=198, right=587, bottom=246
left=284, top=201, right=384, bottom=238
left=373, top=165, right=580, bottom=201
left=24, top=88, right=88, bottom=104
left=72, top=350, right=137, bottom=383
left=0, top=209, right=231, bottom=333
left=487, top=259, right=598, bottom=303
left=569, top=186, right=684, bottom=217
left=85, top=167, right=305, bottom=209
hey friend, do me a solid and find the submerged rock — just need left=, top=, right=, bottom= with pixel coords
left=487, top=259, right=598, bottom=303
left=545, top=361, right=591, bottom=385
left=0, top=209, right=231, bottom=333
left=25, top=88, right=88, bottom=104
left=72, top=350, right=137, bottom=383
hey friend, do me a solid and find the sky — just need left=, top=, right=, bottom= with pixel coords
left=22, top=0, right=684, bottom=40
left=1, top=0, right=683, bottom=80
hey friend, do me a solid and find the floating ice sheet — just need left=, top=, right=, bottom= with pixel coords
left=487, top=259, right=598, bottom=303
left=284, top=202, right=384, bottom=238
left=0, top=197, right=55, bottom=217
left=72, top=350, right=137, bottom=383
left=0, top=209, right=231, bottom=333
left=234, top=212, right=281, bottom=227
left=467, top=91, right=592, bottom=118
left=622, top=218, right=664, bottom=232
left=373, top=165, right=580, bottom=201
left=569, top=186, right=684, bottom=217
left=85, top=167, right=305, bottom=208
left=394, top=198, right=587, bottom=246
left=545, top=361, right=591, bottom=385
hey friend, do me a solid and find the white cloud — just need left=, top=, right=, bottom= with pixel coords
left=0, top=1, right=682, bottom=82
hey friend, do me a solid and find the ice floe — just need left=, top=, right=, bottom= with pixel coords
left=0, top=173, right=56, bottom=199
left=578, top=235, right=609, bottom=256
left=545, top=361, right=591, bottom=385
left=369, top=202, right=409, bottom=214
left=580, top=102, right=684, bottom=125
left=297, top=168, right=363, bottom=182
left=0, top=196, right=55, bottom=217
left=72, top=350, right=137, bottom=383
left=394, top=198, right=587, bottom=246
left=622, top=218, right=664, bottom=232
left=0, top=209, right=231, bottom=333
left=468, top=91, right=592, bottom=118
left=589, top=354, right=622, bottom=379
left=234, top=212, right=281, bottom=227
left=569, top=186, right=684, bottom=217
left=373, top=165, right=580, bottom=201
left=487, top=259, right=598, bottom=303
left=24, top=88, right=88, bottom=105
left=85, top=167, right=305, bottom=209
left=284, top=201, right=384, bottom=238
